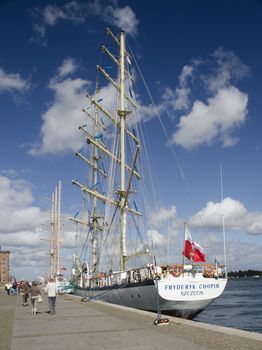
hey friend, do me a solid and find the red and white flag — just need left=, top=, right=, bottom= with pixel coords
left=183, top=226, right=206, bottom=262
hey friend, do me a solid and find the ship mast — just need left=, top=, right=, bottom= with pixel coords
left=71, top=29, right=142, bottom=275
left=91, top=83, right=100, bottom=274
left=119, top=31, right=128, bottom=271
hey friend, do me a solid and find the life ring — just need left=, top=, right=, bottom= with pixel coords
left=204, top=264, right=214, bottom=278
left=99, top=279, right=105, bottom=288
left=170, top=264, right=183, bottom=277
left=98, top=273, right=106, bottom=287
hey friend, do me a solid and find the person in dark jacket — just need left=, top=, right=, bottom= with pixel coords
left=29, top=281, right=41, bottom=315
left=20, top=281, right=30, bottom=306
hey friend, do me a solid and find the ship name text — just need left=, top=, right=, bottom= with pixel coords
left=164, top=283, right=220, bottom=291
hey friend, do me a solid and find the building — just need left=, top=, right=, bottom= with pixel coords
left=0, top=249, right=10, bottom=285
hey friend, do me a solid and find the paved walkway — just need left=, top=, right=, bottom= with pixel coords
left=0, top=288, right=16, bottom=350
left=7, top=293, right=262, bottom=350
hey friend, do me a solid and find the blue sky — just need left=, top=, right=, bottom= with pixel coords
left=1, top=0, right=262, bottom=280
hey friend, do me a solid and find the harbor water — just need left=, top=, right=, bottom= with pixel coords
left=195, top=277, right=262, bottom=333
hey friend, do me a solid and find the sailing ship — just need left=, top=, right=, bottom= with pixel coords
left=70, top=28, right=227, bottom=319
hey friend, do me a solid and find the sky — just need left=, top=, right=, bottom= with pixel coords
left=1, top=0, right=262, bottom=281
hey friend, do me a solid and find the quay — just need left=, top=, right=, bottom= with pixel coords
left=0, top=289, right=261, bottom=350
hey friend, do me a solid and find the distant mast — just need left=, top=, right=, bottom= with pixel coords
left=50, top=181, right=61, bottom=278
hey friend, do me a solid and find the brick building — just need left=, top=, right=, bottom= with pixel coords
left=0, top=249, right=10, bottom=285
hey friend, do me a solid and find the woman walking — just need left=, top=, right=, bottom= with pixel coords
left=29, top=281, right=41, bottom=315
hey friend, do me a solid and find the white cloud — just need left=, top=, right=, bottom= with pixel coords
left=0, top=176, right=45, bottom=234
left=32, top=0, right=139, bottom=44
left=28, top=60, right=91, bottom=156
left=189, top=197, right=262, bottom=235
left=161, top=48, right=249, bottom=150
left=134, top=100, right=167, bottom=125
left=172, top=86, right=248, bottom=149
left=163, top=65, right=194, bottom=112
left=57, top=58, right=78, bottom=78
left=149, top=205, right=177, bottom=227
left=104, top=5, right=139, bottom=37
left=28, top=55, right=129, bottom=156
left=0, top=175, right=48, bottom=279
left=0, top=67, right=29, bottom=93
left=0, top=230, right=45, bottom=247
left=205, top=47, right=250, bottom=94
left=147, top=230, right=167, bottom=247
left=43, top=1, right=86, bottom=26
left=145, top=201, right=262, bottom=270
left=0, top=175, right=75, bottom=280
left=28, top=62, right=167, bottom=156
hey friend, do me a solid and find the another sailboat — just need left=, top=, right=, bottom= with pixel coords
left=70, top=28, right=227, bottom=319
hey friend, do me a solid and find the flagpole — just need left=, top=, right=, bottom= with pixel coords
left=182, top=222, right=185, bottom=276
left=220, top=165, right=227, bottom=278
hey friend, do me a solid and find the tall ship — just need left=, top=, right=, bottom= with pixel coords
left=70, top=28, right=227, bottom=319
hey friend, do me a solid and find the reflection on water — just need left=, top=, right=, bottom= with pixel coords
left=195, top=278, right=262, bottom=333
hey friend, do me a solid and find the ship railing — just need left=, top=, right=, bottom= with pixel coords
left=81, top=262, right=226, bottom=288
left=161, top=263, right=226, bottom=279
left=85, top=266, right=154, bottom=288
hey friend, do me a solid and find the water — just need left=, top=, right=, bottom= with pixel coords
left=195, top=277, right=262, bottom=333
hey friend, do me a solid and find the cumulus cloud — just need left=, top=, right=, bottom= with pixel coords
left=32, top=0, right=139, bottom=44
left=149, top=205, right=177, bottom=227
left=57, top=58, right=78, bottom=78
left=172, top=86, right=248, bottom=149
left=0, top=174, right=75, bottom=280
left=205, top=47, right=250, bottom=94
left=189, top=197, right=262, bottom=235
left=104, top=5, right=139, bottom=37
left=161, top=48, right=249, bottom=149
left=0, top=175, right=49, bottom=279
left=0, top=176, right=45, bottom=234
left=43, top=1, right=86, bottom=26
left=0, top=67, right=29, bottom=94
left=163, top=65, right=194, bottom=112
left=28, top=59, right=91, bottom=156
left=147, top=230, right=167, bottom=247
left=28, top=63, right=167, bottom=156
left=28, top=54, right=136, bottom=156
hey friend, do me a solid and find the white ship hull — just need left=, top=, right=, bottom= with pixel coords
left=74, top=274, right=227, bottom=319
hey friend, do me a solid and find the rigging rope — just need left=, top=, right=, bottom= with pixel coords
left=127, top=42, right=210, bottom=248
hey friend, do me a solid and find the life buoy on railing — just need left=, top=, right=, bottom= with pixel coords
left=169, top=264, right=183, bottom=277
left=204, top=264, right=214, bottom=278
left=98, top=273, right=106, bottom=287
left=99, top=279, right=105, bottom=288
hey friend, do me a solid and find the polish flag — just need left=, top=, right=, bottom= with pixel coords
left=183, top=226, right=206, bottom=262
